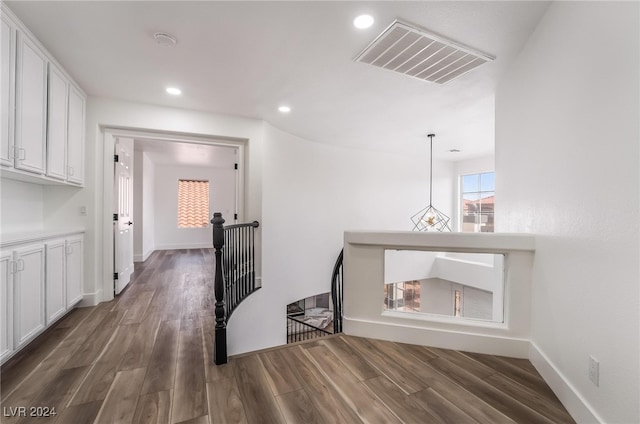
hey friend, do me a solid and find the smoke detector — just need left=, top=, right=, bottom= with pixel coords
left=355, top=20, right=494, bottom=84
left=153, top=32, right=177, bottom=47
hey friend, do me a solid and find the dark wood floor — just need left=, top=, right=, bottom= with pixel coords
left=0, top=249, right=574, bottom=424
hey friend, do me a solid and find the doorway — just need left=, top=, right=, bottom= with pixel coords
left=103, top=128, right=247, bottom=300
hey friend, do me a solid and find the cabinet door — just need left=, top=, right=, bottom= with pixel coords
left=0, top=15, right=16, bottom=167
left=45, top=239, right=66, bottom=324
left=13, top=244, right=45, bottom=348
left=67, top=85, right=84, bottom=185
left=46, top=63, right=68, bottom=180
left=65, top=236, right=83, bottom=307
left=0, top=251, right=14, bottom=363
left=15, top=32, right=47, bottom=174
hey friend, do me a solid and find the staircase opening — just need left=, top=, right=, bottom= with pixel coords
left=286, top=293, right=334, bottom=343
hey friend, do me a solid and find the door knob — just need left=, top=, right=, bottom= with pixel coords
left=127, top=221, right=133, bottom=226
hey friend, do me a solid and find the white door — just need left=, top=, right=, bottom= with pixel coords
left=114, top=137, right=134, bottom=294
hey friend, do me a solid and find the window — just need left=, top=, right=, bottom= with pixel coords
left=461, top=172, right=494, bottom=232
left=177, top=180, right=210, bottom=228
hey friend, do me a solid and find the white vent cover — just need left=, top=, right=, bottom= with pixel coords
left=355, top=21, right=494, bottom=84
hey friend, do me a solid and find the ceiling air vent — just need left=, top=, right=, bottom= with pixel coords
left=355, top=20, right=494, bottom=84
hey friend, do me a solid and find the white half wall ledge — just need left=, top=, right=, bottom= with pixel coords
left=343, top=230, right=535, bottom=359
left=345, top=230, right=535, bottom=253
left=530, top=342, right=602, bottom=424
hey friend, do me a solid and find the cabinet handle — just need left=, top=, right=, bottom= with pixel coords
left=17, top=148, right=25, bottom=160
left=66, top=246, right=73, bottom=255
left=68, top=166, right=74, bottom=176
left=9, top=260, right=17, bottom=274
left=16, top=259, right=24, bottom=271
left=9, top=145, right=15, bottom=160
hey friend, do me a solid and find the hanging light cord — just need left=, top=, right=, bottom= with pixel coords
left=428, top=133, right=435, bottom=205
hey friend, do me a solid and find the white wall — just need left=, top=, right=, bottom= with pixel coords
left=153, top=162, right=235, bottom=250
left=226, top=123, right=455, bottom=354
left=495, top=2, right=639, bottom=423
left=133, top=151, right=156, bottom=262
left=0, top=179, right=44, bottom=233
left=384, top=250, right=438, bottom=283
left=141, top=153, right=155, bottom=259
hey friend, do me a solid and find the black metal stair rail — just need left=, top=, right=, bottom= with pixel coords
left=211, top=212, right=260, bottom=365
left=331, top=249, right=344, bottom=334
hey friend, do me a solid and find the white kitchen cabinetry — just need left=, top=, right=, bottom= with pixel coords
left=65, top=235, right=83, bottom=307
left=1, top=14, right=16, bottom=167
left=0, top=250, right=14, bottom=363
left=0, top=231, right=84, bottom=365
left=13, top=243, right=45, bottom=348
left=66, top=85, right=85, bottom=185
left=0, top=4, right=86, bottom=186
left=46, top=63, right=68, bottom=181
left=14, top=32, right=47, bottom=175
left=45, top=239, right=66, bottom=324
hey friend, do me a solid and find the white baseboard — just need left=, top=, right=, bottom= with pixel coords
left=343, top=317, right=530, bottom=358
left=155, top=243, right=213, bottom=250
left=134, top=248, right=154, bottom=263
left=78, top=290, right=102, bottom=307
left=529, top=342, right=601, bottom=423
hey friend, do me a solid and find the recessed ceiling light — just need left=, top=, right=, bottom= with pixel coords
left=353, top=15, right=374, bottom=29
left=278, top=105, right=291, bottom=113
left=166, top=87, right=182, bottom=95
left=449, top=149, right=461, bottom=153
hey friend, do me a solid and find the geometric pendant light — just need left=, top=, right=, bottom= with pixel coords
left=410, top=133, right=452, bottom=231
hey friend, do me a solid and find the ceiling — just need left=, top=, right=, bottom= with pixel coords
left=6, top=1, right=550, bottom=161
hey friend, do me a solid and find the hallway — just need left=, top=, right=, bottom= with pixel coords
left=1, top=249, right=574, bottom=423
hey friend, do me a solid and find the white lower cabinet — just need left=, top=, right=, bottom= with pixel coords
left=13, top=243, right=45, bottom=348
left=65, top=235, right=83, bottom=307
left=0, top=250, right=14, bottom=363
left=45, top=239, right=66, bottom=324
left=0, top=231, right=83, bottom=364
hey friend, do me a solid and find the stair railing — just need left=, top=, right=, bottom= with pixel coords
left=211, top=212, right=260, bottom=365
left=331, top=249, right=344, bottom=334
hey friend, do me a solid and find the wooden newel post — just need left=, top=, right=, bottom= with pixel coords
left=211, top=212, right=227, bottom=365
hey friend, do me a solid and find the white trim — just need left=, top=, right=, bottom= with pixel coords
left=78, top=290, right=101, bottom=307
left=529, top=342, right=602, bottom=424
left=154, top=243, right=213, bottom=251
left=134, top=248, right=154, bottom=263
left=344, top=317, right=530, bottom=358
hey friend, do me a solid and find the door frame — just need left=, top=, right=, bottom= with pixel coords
left=101, top=127, right=247, bottom=302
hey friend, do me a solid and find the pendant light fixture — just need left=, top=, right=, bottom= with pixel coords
left=411, top=133, right=452, bottom=232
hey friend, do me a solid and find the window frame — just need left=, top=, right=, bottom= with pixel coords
left=459, top=171, right=495, bottom=233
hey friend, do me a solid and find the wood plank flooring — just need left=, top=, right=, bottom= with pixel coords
left=1, top=249, right=575, bottom=423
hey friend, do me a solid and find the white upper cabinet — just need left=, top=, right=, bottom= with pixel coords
left=14, top=32, right=47, bottom=175
left=1, top=15, right=16, bottom=167
left=67, top=85, right=84, bottom=185
left=1, top=5, right=85, bottom=186
left=46, top=63, right=68, bottom=180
